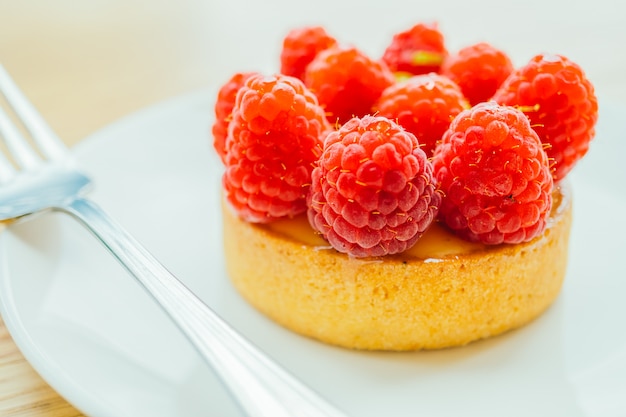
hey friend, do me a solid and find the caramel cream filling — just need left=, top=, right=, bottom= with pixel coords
left=262, top=186, right=567, bottom=260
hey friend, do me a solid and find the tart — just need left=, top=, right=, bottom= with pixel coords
left=223, top=185, right=571, bottom=351
left=212, top=23, right=597, bottom=351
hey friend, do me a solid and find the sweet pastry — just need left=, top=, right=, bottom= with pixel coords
left=212, top=23, right=597, bottom=350
left=223, top=185, right=571, bottom=350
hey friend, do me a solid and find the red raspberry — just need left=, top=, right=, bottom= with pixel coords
left=493, top=54, right=598, bottom=182
left=374, top=73, right=468, bottom=157
left=212, top=72, right=257, bottom=164
left=381, top=22, right=448, bottom=76
left=304, top=46, right=395, bottom=125
left=307, top=115, right=441, bottom=258
left=441, top=42, right=514, bottom=106
left=280, top=26, right=338, bottom=81
left=432, top=102, right=554, bottom=245
left=224, top=73, right=331, bottom=223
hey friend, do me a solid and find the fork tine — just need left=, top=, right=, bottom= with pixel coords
left=0, top=65, right=67, bottom=160
left=0, top=108, right=40, bottom=169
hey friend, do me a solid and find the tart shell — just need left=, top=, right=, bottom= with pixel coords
left=222, top=185, right=572, bottom=351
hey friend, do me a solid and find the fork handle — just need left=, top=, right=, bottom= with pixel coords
left=61, top=197, right=348, bottom=417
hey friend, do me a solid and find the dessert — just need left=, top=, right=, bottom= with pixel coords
left=212, top=23, right=598, bottom=350
left=223, top=182, right=571, bottom=350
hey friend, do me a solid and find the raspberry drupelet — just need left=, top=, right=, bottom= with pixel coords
left=381, top=22, right=448, bottom=76
left=304, top=46, right=395, bottom=125
left=493, top=53, right=598, bottom=182
left=441, top=42, right=514, bottom=106
left=432, top=102, right=554, bottom=245
left=374, top=73, right=468, bottom=157
left=280, top=26, right=338, bottom=81
left=307, top=115, right=441, bottom=258
left=223, top=73, right=331, bottom=223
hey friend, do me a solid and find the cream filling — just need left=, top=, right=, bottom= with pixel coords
left=262, top=184, right=568, bottom=260
left=264, top=214, right=485, bottom=259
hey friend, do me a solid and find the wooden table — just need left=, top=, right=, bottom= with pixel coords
left=1, top=0, right=625, bottom=415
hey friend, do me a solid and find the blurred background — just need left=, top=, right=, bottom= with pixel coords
left=1, top=0, right=625, bottom=415
left=2, top=0, right=625, bottom=145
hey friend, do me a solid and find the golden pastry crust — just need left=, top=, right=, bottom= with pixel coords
left=222, top=185, right=572, bottom=351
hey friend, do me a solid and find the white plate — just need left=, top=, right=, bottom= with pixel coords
left=1, top=90, right=625, bottom=417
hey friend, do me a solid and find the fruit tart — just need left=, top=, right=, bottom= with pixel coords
left=211, top=23, right=598, bottom=350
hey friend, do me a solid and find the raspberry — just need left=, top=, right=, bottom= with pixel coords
left=304, top=46, right=395, bottom=125
left=432, top=102, right=553, bottom=245
left=280, top=26, right=338, bottom=81
left=374, top=73, right=468, bottom=157
left=441, top=42, right=514, bottom=106
left=381, top=22, right=448, bottom=76
left=493, top=54, right=598, bottom=182
left=212, top=72, right=257, bottom=164
left=224, top=73, right=331, bottom=222
left=307, top=115, right=441, bottom=258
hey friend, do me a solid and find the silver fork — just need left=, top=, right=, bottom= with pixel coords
left=0, top=64, right=349, bottom=417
